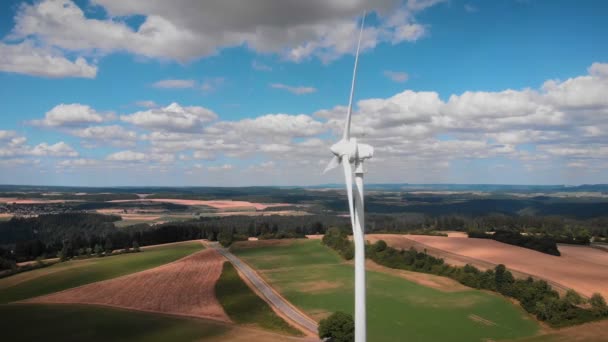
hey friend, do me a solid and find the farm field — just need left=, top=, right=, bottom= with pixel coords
left=514, top=319, right=608, bottom=342
left=0, top=241, right=203, bottom=303
left=215, top=262, right=303, bottom=336
left=108, top=198, right=291, bottom=211
left=232, top=239, right=540, bottom=342
left=370, top=234, right=608, bottom=298
left=26, top=248, right=229, bottom=322
left=0, top=304, right=302, bottom=342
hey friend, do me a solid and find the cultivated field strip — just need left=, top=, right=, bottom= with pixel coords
left=25, top=248, right=230, bottom=322
left=372, top=234, right=608, bottom=298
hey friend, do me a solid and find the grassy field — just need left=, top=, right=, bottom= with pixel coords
left=0, top=241, right=203, bottom=303
left=233, top=239, right=540, bottom=342
left=215, top=262, right=302, bottom=336
left=0, top=304, right=227, bottom=342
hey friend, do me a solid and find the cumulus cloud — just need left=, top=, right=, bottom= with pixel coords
left=29, top=142, right=79, bottom=157
left=30, top=104, right=109, bottom=127
left=0, top=130, right=18, bottom=140
left=6, top=0, right=442, bottom=65
left=152, top=79, right=196, bottom=89
left=121, top=102, right=218, bottom=132
left=135, top=100, right=158, bottom=108
left=58, top=158, right=99, bottom=167
left=383, top=70, right=409, bottom=82
left=69, top=125, right=138, bottom=147
left=270, top=83, right=317, bottom=95
left=208, top=164, right=233, bottom=172
left=106, top=150, right=146, bottom=161
left=0, top=41, right=97, bottom=78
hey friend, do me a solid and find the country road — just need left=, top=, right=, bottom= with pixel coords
left=211, top=243, right=319, bottom=336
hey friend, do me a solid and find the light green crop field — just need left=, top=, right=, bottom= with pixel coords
left=233, top=239, right=540, bottom=342
left=0, top=304, right=228, bottom=342
left=0, top=241, right=203, bottom=304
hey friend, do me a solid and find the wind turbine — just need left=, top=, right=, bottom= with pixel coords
left=322, top=12, right=373, bottom=342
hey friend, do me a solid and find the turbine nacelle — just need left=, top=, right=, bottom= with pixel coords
left=325, top=138, right=374, bottom=173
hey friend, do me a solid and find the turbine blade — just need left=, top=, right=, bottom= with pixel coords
left=343, top=11, right=366, bottom=141
left=322, top=156, right=341, bottom=174
left=343, top=158, right=356, bottom=230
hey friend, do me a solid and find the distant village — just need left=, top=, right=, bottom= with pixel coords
left=0, top=203, right=75, bottom=218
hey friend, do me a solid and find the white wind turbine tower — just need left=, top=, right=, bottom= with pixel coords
left=323, top=12, right=373, bottom=342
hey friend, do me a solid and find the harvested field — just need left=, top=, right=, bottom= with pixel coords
left=370, top=234, right=608, bottom=298
left=514, top=319, right=608, bottom=342
left=108, top=198, right=291, bottom=210
left=0, top=197, right=71, bottom=204
left=26, top=248, right=229, bottom=322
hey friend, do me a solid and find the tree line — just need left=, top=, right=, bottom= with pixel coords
left=1, top=211, right=606, bottom=267
left=322, top=228, right=608, bottom=328
left=467, top=230, right=561, bottom=256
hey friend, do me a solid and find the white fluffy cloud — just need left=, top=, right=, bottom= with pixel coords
left=384, top=70, right=409, bottom=82
left=121, top=102, right=218, bottom=132
left=29, top=142, right=79, bottom=157
left=270, top=83, right=317, bottom=95
left=6, top=0, right=442, bottom=66
left=6, top=61, right=608, bottom=184
left=106, top=150, right=146, bottom=161
left=30, top=104, right=109, bottom=127
left=152, top=79, right=196, bottom=89
left=0, top=41, right=96, bottom=78
left=0, top=131, right=18, bottom=140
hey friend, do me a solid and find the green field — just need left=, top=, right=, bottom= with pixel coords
left=0, top=241, right=203, bottom=303
left=215, top=262, right=302, bottom=336
left=233, top=239, right=540, bottom=342
left=0, top=304, right=228, bottom=342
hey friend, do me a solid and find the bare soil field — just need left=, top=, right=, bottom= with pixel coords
left=516, top=319, right=608, bottom=342
left=369, top=234, right=608, bottom=298
left=26, top=248, right=230, bottom=322
left=216, top=210, right=310, bottom=216
left=108, top=198, right=291, bottom=211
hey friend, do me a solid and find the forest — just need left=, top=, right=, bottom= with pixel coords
left=1, top=209, right=607, bottom=265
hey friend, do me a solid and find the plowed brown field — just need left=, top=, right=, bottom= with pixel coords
left=108, top=198, right=290, bottom=210
left=368, top=234, right=608, bottom=298
left=26, top=248, right=230, bottom=322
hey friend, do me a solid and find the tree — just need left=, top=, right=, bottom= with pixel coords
left=564, top=289, right=585, bottom=306
left=218, top=230, right=233, bottom=247
left=104, top=238, right=113, bottom=254
left=318, top=311, right=354, bottom=342
left=94, top=244, right=103, bottom=257
left=590, top=293, right=608, bottom=315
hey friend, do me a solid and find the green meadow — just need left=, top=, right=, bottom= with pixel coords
left=0, top=304, right=228, bottom=342
left=233, top=239, right=540, bottom=342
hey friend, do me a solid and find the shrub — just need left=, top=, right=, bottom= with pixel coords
left=318, top=311, right=354, bottom=342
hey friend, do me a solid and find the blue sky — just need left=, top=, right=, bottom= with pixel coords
left=0, top=0, right=607, bottom=186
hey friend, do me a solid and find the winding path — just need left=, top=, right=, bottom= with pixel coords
left=210, top=243, right=319, bottom=336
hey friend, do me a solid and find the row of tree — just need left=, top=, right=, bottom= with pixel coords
left=467, top=230, right=561, bottom=256
left=322, top=228, right=608, bottom=327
